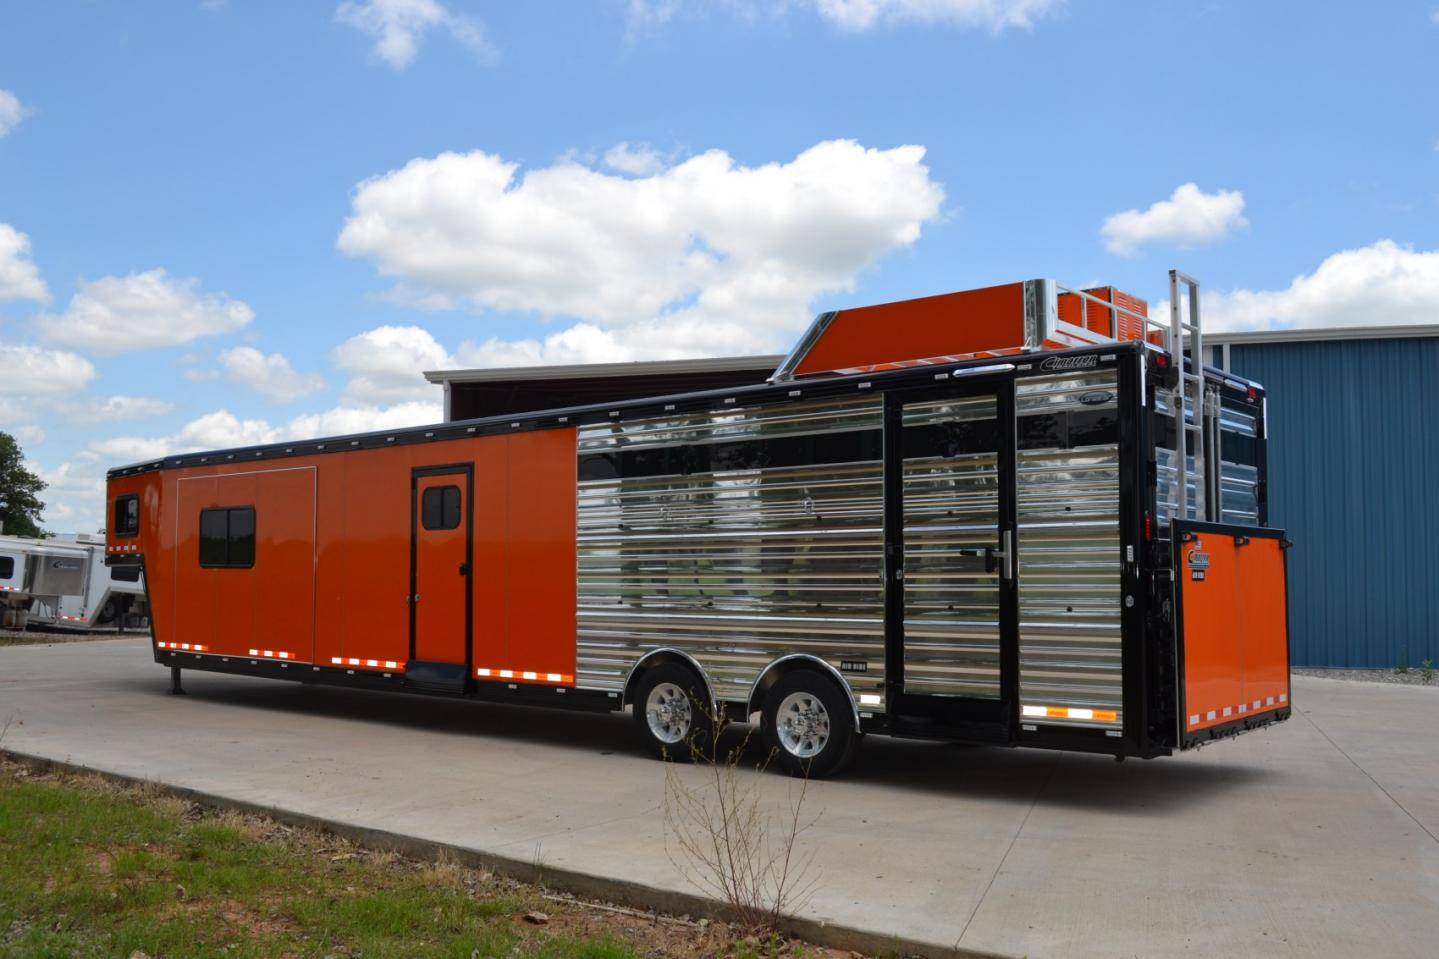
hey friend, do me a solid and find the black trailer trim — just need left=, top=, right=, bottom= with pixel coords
left=107, top=342, right=1146, bottom=479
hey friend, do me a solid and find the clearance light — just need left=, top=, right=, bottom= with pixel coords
left=157, top=641, right=209, bottom=652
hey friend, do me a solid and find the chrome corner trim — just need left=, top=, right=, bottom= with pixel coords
left=620, top=647, right=718, bottom=715
left=1022, top=279, right=1057, bottom=348
left=746, top=654, right=862, bottom=729
left=771, top=311, right=839, bottom=383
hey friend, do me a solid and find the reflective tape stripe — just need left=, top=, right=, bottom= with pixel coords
left=248, top=649, right=302, bottom=662
left=329, top=657, right=402, bottom=671
left=475, top=667, right=574, bottom=685
left=1021, top=704, right=1118, bottom=723
left=157, top=641, right=209, bottom=652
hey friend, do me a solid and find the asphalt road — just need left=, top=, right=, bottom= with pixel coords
left=2, top=637, right=1435, bottom=958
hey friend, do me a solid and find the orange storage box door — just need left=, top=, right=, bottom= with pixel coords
left=1174, top=523, right=1291, bottom=746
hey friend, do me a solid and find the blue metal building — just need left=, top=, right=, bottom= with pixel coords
left=1209, top=327, right=1439, bottom=669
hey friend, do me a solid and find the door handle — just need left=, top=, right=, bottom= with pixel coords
left=991, top=530, right=1013, bottom=581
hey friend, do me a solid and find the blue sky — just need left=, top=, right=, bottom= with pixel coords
left=1, top=0, right=1436, bottom=532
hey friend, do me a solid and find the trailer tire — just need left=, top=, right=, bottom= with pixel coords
left=761, top=669, right=857, bottom=780
left=632, top=663, right=716, bottom=763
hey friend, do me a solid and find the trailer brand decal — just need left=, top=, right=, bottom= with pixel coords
left=840, top=660, right=868, bottom=673
left=1038, top=355, right=1099, bottom=372
left=1187, top=548, right=1210, bottom=581
left=1078, top=390, right=1114, bottom=406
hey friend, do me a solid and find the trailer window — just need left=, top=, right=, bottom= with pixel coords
left=114, top=495, right=140, bottom=537
left=421, top=485, right=461, bottom=530
left=0, top=556, right=13, bottom=579
left=198, top=507, right=256, bottom=568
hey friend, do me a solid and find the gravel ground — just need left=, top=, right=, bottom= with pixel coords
left=1293, top=666, right=1437, bottom=687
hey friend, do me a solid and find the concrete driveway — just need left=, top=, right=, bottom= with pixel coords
left=2, top=637, right=1435, bottom=958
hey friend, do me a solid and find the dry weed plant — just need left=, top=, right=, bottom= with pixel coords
left=661, top=712, right=821, bottom=936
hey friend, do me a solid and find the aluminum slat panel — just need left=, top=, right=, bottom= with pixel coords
left=901, top=396, right=1001, bottom=697
left=576, top=396, right=886, bottom=706
left=1016, top=370, right=1123, bottom=729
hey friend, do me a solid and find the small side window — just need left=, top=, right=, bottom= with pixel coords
left=421, top=485, right=461, bottom=530
left=114, top=495, right=140, bottom=537
left=0, top=556, right=14, bottom=580
left=198, top=507, right=257, bottom=569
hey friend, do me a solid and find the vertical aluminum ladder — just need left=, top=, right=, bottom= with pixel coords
left=1168, top=269, right=1214, bottom=521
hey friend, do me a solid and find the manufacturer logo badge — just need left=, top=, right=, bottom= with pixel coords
left=1039, top=355, right=1100, bottom=372
left=1078, top=390, right=1114, bottom=406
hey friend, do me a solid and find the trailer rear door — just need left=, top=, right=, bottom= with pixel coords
left=1173, top=521, right=1290, bottom=746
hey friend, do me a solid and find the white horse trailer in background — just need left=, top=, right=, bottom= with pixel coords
left=0, top=533, right=148, bottom=632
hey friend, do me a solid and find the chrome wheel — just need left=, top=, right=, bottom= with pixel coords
left=775, top=691, right=831, bottom=759
left=645, top=682, right=692, bottom=745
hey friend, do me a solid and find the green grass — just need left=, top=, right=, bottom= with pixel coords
left=0, top=764, right=640, bottom=959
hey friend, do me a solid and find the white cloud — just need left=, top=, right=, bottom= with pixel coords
left=335, top=0, right=495, bottom=70
left=35, top=268, right=254, bottom=354
left=332, top=325, right=453, bottom=404
left=12, top=424, right=45, bottom=445
left=285, top=401, right=441, bottom=439
left=811, top=0, right=1063, bottom=31
left=603, top=142, right=666, bottom=176
left=338, top=139, right=943, bottom=359
left=0, top=223, right=50, bottom=303
left=58, top=395, right=177, bottom=424
left=0, top=344, right=96, bottom=396
left=0, top=88, right=26, bottom=138
left=217, top=347, right=325, bottom=403
left=1100, top=182, right=1248, bottom=257
left=1198, top=240, right=1439, bottom=332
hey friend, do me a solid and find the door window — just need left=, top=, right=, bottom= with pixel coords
left=421, top=485, right=461, bottom=530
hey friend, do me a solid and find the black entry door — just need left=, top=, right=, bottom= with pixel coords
left=884, top=374, right=1018, bottom=726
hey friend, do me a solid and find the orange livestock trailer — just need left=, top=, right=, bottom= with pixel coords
left=106, top=272, right=1290, bottom=777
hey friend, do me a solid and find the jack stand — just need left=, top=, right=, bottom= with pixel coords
left=170, top=666, right=186, bottom=695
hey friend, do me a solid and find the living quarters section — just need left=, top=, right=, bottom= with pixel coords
left=172, top=466, right=317, bottom=662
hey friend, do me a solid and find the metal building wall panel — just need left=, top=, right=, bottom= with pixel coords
left=1228, top=337, right=1439, bottom=669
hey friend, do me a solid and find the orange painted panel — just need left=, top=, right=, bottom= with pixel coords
left=1238, top=537, right=1291, bottom=714
left=337, top=452, right=412, bottom=668
left=499, top=429, right=578, bottom=679
left=470, top=438, right=510, bottom=674
left=1180, top=531, right=1291, bottom=735
left=793, top=283, right=1026, bottom=376
left=413, top=473, right=469, bottom=664
left=171, top=467, right=315, bottom=661
left=1179, top=534, right=1243, bottom=732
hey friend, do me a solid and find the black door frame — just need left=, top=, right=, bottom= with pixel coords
left=883, top=373, right=1019, bottom=728
left=409, top=463, right=474, bottom=670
